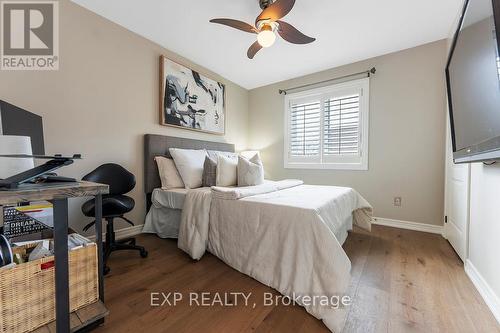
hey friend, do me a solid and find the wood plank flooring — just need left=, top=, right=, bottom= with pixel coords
left=95, top=226, right=500, bottom=333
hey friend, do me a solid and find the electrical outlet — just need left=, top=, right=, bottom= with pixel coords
left=394, top=197, right=402, bottom=207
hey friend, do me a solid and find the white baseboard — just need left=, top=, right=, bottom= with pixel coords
left=465, top=260, right=500, bottom=325
left=88, top=224, right=144, bottom=241
left=372, top=217, right=444, bottom=235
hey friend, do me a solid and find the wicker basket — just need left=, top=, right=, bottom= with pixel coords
left=0, top=242, right=99, bottom=333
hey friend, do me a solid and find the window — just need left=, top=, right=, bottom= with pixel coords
left=284, top=78, right=369, bottom=170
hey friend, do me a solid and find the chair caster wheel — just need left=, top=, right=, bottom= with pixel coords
left=104, top=266, right=111, bottom=275
left=140, top=250, right=148, bottom=258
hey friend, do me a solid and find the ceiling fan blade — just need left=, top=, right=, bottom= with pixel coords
left=277, top=20, right=316, bottom=44
left=256, top=0, right=295, bottom=24
left=247, top=41, right=263, bottom=59
left=210, top=18, right=257, bottom=34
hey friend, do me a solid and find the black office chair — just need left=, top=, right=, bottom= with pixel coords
left=81, top=163, right=147, bottom=274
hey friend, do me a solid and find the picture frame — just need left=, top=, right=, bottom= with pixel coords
left=159, top=56, right=226, bottom=135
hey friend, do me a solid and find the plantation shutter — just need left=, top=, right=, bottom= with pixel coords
left=323, top=94, right=361, bottom=156
left=288, top=98, right=321, bottom=158
left=284, top=77, right=369, bottom=170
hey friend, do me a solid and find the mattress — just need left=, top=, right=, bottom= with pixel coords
left=142, top=188, right=190, bottom=238
left=151, top=188, right=189, bottom=210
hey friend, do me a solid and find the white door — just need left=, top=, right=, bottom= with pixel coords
left=444, top=117, right=470, bottom=261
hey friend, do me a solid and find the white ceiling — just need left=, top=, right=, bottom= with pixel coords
left=72, top=0, right=464, bottom=89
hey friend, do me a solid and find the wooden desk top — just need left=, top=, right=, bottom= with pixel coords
left=0, top=181, right=109, bottom=205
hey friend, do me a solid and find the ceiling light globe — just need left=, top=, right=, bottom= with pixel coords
left=257, top=30, right=276, bottom=48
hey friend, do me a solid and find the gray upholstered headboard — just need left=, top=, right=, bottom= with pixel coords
left=144, top=134, right=235, bottom=198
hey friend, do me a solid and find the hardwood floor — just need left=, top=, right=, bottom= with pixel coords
left=95, top=226, right=500, bottom=333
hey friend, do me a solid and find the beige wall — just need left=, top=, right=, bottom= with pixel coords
left=248, top=40, right=448, bottom=225
left=0, top=0, right=249, bottom=233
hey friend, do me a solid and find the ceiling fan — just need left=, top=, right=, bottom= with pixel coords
left=210, top=0, right=316, bottom=59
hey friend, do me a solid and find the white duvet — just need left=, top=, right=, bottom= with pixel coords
left=178, top=180, right=372, bottom=332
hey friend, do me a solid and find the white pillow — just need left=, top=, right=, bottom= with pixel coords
left=155, top=156, right=184, bottom=189
left=216, top=154, right=238, bottom=187
left=238, top=153, right=264, bottom=186
left=169, top=148, right=207, bottom=189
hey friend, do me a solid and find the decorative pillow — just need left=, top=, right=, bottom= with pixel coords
left=238, top=153, right=264, bottom=186
left=155, top=156, right=184, bottom=189
left=169, top=148, right=207, bottom=189
left=216, top=154, right=238, bottom=187
left=202, top=156, right=217, bottom=187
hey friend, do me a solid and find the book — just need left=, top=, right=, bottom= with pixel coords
left=2, top=202, right=53, bottom=239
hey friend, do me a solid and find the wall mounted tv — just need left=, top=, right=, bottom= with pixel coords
left=446, top=0, right=500, bottom=163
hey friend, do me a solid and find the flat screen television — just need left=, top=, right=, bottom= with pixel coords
left=446, top=0, right=500, bottom=163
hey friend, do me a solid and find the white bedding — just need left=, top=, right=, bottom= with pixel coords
left=211, top=179, right=303, bottom=200
left=177, top=181, right=372, bottom=332
left=142, top=185, right=353, bottom=243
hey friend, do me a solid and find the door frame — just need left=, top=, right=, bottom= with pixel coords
left=443, top=112, right=471, bottom=261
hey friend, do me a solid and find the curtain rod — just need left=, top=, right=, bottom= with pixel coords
left=278, top=67, right=376, bottom=95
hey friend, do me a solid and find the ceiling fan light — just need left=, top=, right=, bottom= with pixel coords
left=257, top=30, right=276, bottom=48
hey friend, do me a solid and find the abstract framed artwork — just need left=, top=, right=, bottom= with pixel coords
left=160, top=56, right=226, bottom=135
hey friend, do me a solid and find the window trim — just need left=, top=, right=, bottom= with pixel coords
left=284, top=78, right=370, bottom=171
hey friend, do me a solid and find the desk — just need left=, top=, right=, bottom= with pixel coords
left=0, top=181, right=109, bottom=333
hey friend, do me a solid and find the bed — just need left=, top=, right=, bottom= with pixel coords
left=142, top=134, right=373, bottom=333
